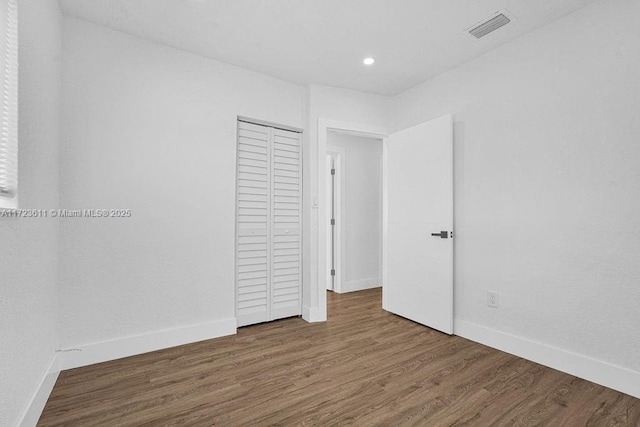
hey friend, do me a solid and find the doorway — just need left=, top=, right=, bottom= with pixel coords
left=315, top=116, right=454, bottom=334
left=325, top=131, right=382, bottom=301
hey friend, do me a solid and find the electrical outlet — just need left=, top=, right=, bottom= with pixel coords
left=487, top=291, right=499, bottom=308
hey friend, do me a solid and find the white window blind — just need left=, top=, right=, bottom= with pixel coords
left=0, top=0, right=18, bottom=209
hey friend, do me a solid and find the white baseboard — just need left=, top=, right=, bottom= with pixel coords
left=302, top=305, right=321, bottom=322
left=17, top=355, right=60, bottom=427
left=455, top=319, right=640, bottom=399
left=58, top=318, right=237, bottom=371
left=338, top=277, right=381, bottom=294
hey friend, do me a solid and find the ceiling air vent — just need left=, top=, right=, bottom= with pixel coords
left=467, top=12, right=512, bottom=39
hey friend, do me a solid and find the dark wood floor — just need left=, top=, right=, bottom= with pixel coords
left=39, top=288, right=639, bottom=426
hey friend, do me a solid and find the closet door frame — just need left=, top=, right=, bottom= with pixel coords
left=235, top=117, right=303, bottom=327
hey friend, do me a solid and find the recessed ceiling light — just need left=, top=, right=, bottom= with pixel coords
left=363, top=57, right=375, bottom=66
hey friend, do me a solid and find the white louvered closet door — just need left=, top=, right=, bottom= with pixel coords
left=270, top=128, right=302, bottom=320
left=236, top=122, right=271, bottom=326
left=236, top=121, right=302, bottom=327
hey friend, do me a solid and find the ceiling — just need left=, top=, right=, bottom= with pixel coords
left=58, top=0, right=599, bottom=96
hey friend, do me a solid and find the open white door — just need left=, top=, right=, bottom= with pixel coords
left=383, top=114, right=453, bottom=334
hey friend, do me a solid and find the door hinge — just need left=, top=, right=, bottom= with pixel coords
left=331, top=168, right=335, bottom=175
left=331, top=269, right=336, bottom=276
left=331, top=219, right=335, bottom=225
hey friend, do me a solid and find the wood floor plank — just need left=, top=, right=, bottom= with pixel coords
left=38, top=289, right=640, bottom=426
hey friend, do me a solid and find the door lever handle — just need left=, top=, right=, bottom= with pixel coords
left=431, top=231, right=449, bottom=239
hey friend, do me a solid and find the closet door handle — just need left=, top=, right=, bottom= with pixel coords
left=431, top=231, right=449, bottom=239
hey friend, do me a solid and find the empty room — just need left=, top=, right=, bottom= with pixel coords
left=2, top=0, right=639, bottom=425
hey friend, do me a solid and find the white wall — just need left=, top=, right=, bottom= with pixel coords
left=393, top=0, right=640, bottom=392
left=304, top=84, right=392, bottom=320
left=58, top=18, right=306, bottom=363
left=327, top=132, right=382, bottom=292
left=0, top=0, right=62, bottom=425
